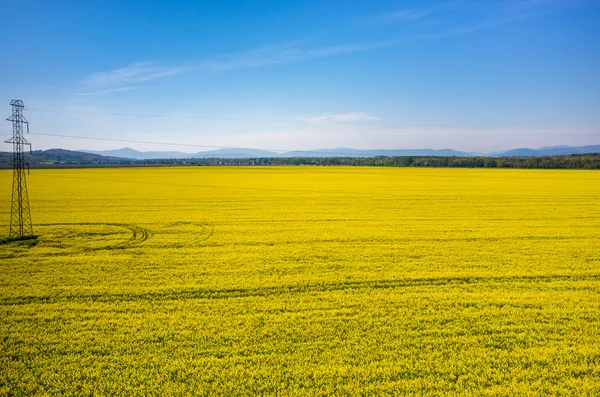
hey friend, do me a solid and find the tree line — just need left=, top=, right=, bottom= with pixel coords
left=188, top=154, right=600, bottom=169
left=1, top=150, right=599, bottom=169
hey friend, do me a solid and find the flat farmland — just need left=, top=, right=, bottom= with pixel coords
left=1, top=166, right=599, bottom=395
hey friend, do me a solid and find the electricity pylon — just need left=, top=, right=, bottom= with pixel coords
left=4, top=100, right=33, bottom=238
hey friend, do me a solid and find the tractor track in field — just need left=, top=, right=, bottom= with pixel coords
left=29, top=222, right=151, bottom=250
left=2, top=273, right=598, bottom=306
left=1, top=221, right=215, bottom=252
left=126, top=224, right=149, bottom=244
left=198, top=234, right=598, bottom=249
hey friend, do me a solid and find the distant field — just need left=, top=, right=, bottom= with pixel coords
left=1, top=167, right=599, bottom=395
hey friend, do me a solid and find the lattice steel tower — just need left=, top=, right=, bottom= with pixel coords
left=5, top=100, right=33, bottom=238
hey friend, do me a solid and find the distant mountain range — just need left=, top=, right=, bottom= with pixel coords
left=82, top=147, right=473, bottom=159
left=481, top=146, right=600, bottom=157
left=83, top=145, right=600, bottom=160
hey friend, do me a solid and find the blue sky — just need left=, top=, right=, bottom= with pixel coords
left=1, top=0, right=599, bottom=152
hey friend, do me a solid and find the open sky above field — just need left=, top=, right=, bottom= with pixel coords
left=1, top=0, right=599, bottom=152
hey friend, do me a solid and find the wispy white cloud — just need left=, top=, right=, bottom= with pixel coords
left=200, top=41, right=404, bottom=73
left=385, top=9, right=432, bottom=21
left=74, top=86, right=138, bottom=96
left=200, top=44, right=305, bottom=71
left=368, top=1, right=477, bottom=25
left=75, top=62, right=194, bottom=96
left=200, top=42, right=383, bottom=71
left=298, top=112, right=378, bottom=123
left=86, top=62, right=193, bottom=86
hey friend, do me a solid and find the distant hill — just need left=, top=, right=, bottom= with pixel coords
left=85, top=147, right=474, bottom=159
left=84, top=145, right=600, bottom=159
left=493, top=145, right=600, bottom=157
left=82, top=147, right=195, bottom=160
left=0, top=149, right=126, bottom=165
left=196, top=148, right=284, bottom=158
left=83, top=147, right=285, bottom=159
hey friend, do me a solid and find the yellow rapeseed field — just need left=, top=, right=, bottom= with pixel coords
left=1, top=166, right=599, bottom=395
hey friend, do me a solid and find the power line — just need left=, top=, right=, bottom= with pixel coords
left=24, top=107, right=503, bottom=128
left=31, top=132, right=221, bottom=148
left=27, top=128, right=600, bottom=158
left=27, top=132, right=403, bottom=157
